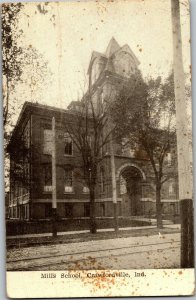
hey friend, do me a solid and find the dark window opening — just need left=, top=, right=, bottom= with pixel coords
left=65, top=204, right=73, bottom=218
left=43, top=165, right=52, bottom=192
left=101, top=203, right=106, bottom=217
left=64, top=133, right=73, bottom=155
left=100, top=167, right=105, bottom=193
left=45, top=203, right=52, bottom=218
left=43, top=165, right=52, bottom=186
left=118, top=202, right=122, bottom=216
left=84, top=203, right=90, bottom=217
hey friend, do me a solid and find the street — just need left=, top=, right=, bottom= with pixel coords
left=7, top=233, right=180, bottom=271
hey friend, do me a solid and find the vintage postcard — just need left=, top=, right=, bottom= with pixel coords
left=2, top=0, right=195, bottom=297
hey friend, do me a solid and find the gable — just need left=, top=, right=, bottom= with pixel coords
left=87, top=51, right=107, bottom=75
left=115, top=44, right=140, bottom=66
left=105, top=37, right=121, bottom=57
left=112, top=49, right=138, bottom=78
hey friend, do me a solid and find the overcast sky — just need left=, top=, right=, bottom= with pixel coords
left=13, top=0, right=190, bottom=113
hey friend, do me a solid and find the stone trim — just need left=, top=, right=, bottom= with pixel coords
left=32, top=198, right=122, bottom=203
left=116, top=163, right=146, bottom=180
left=141, top=198, right=179, bottom=203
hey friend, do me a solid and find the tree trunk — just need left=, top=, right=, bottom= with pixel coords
left=156, top=183, right=163, bottom=229
left=4, top=77, right=10, bottom=127
left=90, top=188, right=97, bottom=234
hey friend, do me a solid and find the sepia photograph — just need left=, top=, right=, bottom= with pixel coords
left=2, top=0, right=195, bottom=297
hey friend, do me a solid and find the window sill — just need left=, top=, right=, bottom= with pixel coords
left=64, top=192, right=75, bottom=195
left=100, top=192, right=106, bottom=195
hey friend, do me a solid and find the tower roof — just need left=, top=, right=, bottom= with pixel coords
left=105, top=37, right=120, bottom=58
left=105, top=57, right=114, bottom=73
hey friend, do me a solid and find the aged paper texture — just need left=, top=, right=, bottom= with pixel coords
left=2, top=0, right=195, bottom=297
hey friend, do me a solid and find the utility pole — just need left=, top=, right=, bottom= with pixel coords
left=52, top=117, right=57, bottom=237
left=171, top=0, right=194, bottom=267
left=110, top=137, right=118, bottom=234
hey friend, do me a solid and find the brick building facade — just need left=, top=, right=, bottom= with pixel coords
left=8, top=38, right=179, bottom=221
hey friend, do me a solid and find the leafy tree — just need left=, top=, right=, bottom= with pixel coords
left=2, top=4, right=52, bottom=192
left=110, top=70, right=176, bottom=228
left=18, top=46, right=52, bottom=102
left=2, top=4, right=52, bottom=130
left=2, top=3, right=24, bottom=127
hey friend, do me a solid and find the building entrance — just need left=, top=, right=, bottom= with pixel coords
left=120, top=166, right=143, bottom=216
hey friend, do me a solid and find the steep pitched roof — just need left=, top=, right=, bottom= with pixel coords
left=105, top=57, right=114, bottom=73
left=87, top=38, right=140, bottom=77
left=105, top=37, right=120, bottom=58
left=87, top=51, right=107, bottom=75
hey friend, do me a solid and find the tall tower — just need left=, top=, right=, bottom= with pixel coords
left=87, top=37, right=140, bottom=110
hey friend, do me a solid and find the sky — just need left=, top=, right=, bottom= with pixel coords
left=10, top=0, right=191, bottom=115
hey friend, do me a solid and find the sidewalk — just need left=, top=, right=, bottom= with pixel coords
left=7, top=224, right=181, bottom=240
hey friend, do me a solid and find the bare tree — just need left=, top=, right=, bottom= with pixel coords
left=111, top=70, right=176, bottom=229
left=64, top=86, right=115, bottom=233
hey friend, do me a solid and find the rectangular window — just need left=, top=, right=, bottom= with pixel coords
left=100, top=168, right=105, bottom=193
left=120, top=176, right=127, bottom=195
left=45, top=203, right=52, bottom=218
left=167, top=153, right=172, bottom=166
left=64, top=170, right=73, bottom=193
left=101, top=203, right=106, bottom=217
left=43, top=129, right=53, bottom=155
left=65, top=204, right=73, bottom=218
left=87, top=135, right=92, bottom=148
left=121, top=138, right=135, bottom=157
left=83, top=186, right=90, bottom=193
left=64, top=133, right=73, bottom=155
left=118, top=202, right=122, bottom=216
left=169, top=182, right=174, bottom=195
left=84, top=203, right=90, bottom=217
left=23, top=123, right=30, bottom=149
left=43, top=165, right=52, bottom=192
